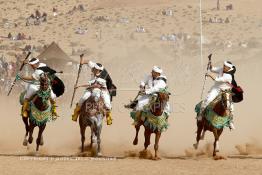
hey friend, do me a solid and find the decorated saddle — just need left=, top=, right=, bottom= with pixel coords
left=130, top=110, right=169, bottom=133
left=195, top=101, right=231, bottom=129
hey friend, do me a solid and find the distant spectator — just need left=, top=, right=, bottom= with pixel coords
left=35, top=10, right=41, bottom=19
left=7, top=33, right=12, bottom=39
left=17, top=33, right=22, bottom=40
left=225, top=17, right=230, bottom=23
left=78, top=4, right=85, bottom=11
left=53, top=7, right=58, bottom=16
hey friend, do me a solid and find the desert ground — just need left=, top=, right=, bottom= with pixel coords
left=0, top=0, right=262, bottom=174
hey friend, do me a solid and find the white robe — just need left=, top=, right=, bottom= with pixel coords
left=78, top=78, right=111, bottom=110
left=136, top=75, right=171, bottom=115
left=202, top=67, right=233, bottom=110
left=24, top=63, right=56, bottom=100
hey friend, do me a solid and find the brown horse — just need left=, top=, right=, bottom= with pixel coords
left=79, top=87, right=106, bottom=156
left=22, top=73, right=54, bottom=151
left=133, top=92, right=169, bottom=160
left=193, top=90, right=232, bottom=157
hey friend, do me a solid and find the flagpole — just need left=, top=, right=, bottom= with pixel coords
left=199, top=0, right=205, bottom=100
left=200, top=0, right=203, bottom=69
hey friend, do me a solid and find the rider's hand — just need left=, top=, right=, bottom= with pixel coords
left=74, top=85, right=79, bottom=89
left=205, top=73, right=210, bottom=78
left=92, top=84, right=102, bottom=89
left=22, top=60, right=27, bottom=65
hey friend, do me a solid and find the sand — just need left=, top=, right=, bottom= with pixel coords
left=0, top=0, right=262, bottom=174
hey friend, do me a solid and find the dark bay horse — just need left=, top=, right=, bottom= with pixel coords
left=133, top=92, right=170, bottom=160
left=193, top=90, right=232, bottom=157
left=79, top=87, right=106, bottom=156
left=22, top=73, right=55, bottom=151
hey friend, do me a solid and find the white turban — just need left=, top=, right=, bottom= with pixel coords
left=152, top=66, right=163, bottom=74
left=94, top=63, right=104, bottom=71
left=224, top=61, right=234, bottom=71
left=29, top=58, right=40, bottom=65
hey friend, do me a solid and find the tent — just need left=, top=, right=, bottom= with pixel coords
left=37, top=42, right=75, bottom=70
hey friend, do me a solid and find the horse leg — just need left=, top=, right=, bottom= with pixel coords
left=200, top=130, right=206, bottom=140
left=194, top=121, right=203, bottom=149
left=28, top=121, right=36, bottom=144
left=36, top=124, right=46, bottom=151
left=133, top=122, right=141, bottom=145
left=91, top=123, right=99, bottom=157
left=215, top=129, right=223, bottom=153
left=97, top=123, right=102, bottom=156
left=213, top=129, right=219, bottom=156
left=80, top=125, right=86, bottom=153
left=153, top=131, right=162, bottom=160
left=90, top=127, right=93, bottom=148
left=143, top=128, right=151, bottom=151
left=22, top=117, right=29, bottom=146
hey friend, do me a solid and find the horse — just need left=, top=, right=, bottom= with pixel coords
left=133, top=91, right=170, bottom=160
left=193, top=90, right=232, bottom=157
left=22, top=73, right=55, bottom=151
left=79, top=87, right=107, bottom=156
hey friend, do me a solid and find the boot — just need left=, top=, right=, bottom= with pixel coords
left=72, top=104, right=81, bottom=122
left=50, top=100, right=58, bottom=117
left=106, top=111, right=113, bottom=125
left=21, top=99, right=30, bottom=118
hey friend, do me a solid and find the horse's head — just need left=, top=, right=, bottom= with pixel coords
left=213, top=90, right=232, bottom=116
left=39, top=73, right=50, bottom=91
left=82, top=88, right=105, bottom=117
left=32, top=73, right=51, bottom=111
left=150, top=92, right=170, bottom=116
left=91, top=88, right=103, bottom=102
left=221, top=90, right=232, bottom=112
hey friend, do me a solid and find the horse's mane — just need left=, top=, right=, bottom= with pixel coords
left=150, top=92, right=169, bottom=116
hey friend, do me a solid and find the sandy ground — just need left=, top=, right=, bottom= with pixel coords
left=0, top=156, right=262, bottom=175
left=0, top=0, right=262, bottom=174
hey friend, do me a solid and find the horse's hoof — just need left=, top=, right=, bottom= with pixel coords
left=152, top=156, right=161, bottom=161
left=193, top=143, right=198, bottom=150
left=213, top=155, right=226, bottom=160
left=133, top=138, right=138, bottom=145
left=23, top=139, right=28, bottom=146
left=97, top=152, right=103, bottom=157
left=139, top=150, right=147, bottom=154
left=28, top=137, right=33, bottom=144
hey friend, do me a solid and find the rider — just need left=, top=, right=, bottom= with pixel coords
left=17, top=58, right=57, bottom=118
left=134, top=66, right=170, bottom=125
left=198, top=61, right=236, bottom=129
left=71, top=59, right=114, bottom=125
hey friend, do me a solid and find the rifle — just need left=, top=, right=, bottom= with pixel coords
left=7, top=52, right=31, bottom=96
left=70, top=54, right=84, bottom=108
left=200, top=54, right=212, bottom=99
